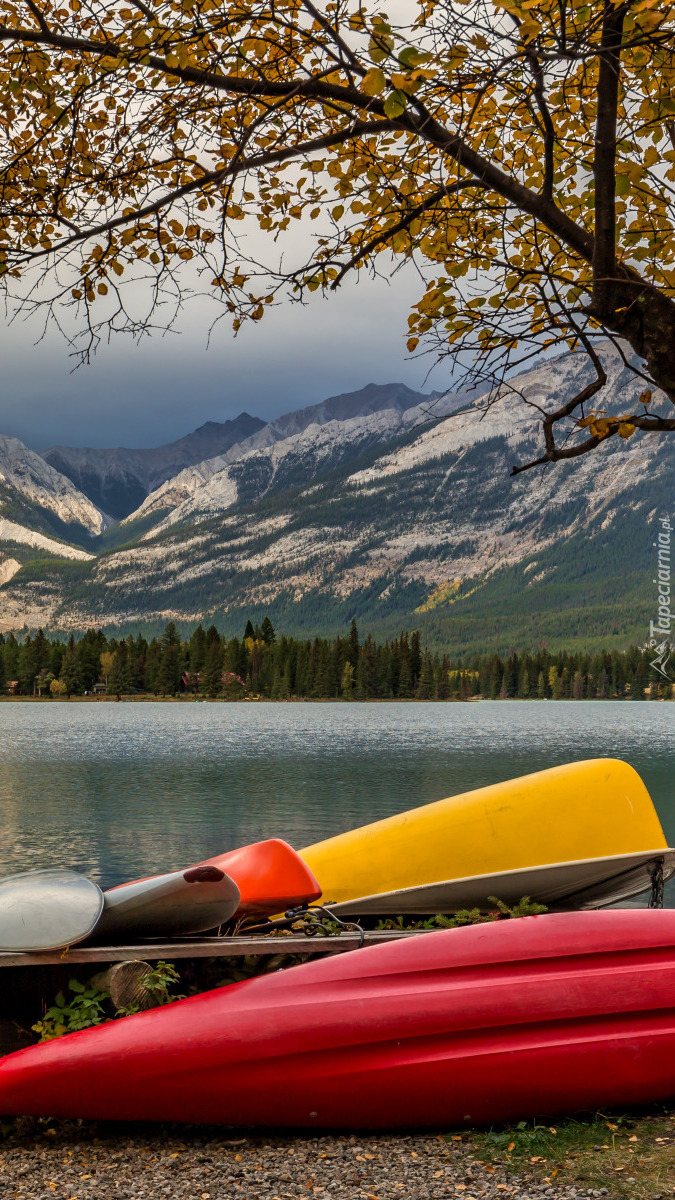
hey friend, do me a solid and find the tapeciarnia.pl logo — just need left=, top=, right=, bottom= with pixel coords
left=648, top=514, right=673, bottom=681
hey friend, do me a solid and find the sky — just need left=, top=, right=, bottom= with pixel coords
left=0, top=263, right=452, bottom=452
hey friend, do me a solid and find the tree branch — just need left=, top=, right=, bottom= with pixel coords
left=6, top=120, right=400, bottom=265
left=329, top=179, right=487, bottom=287
left=591, top=0, right=626, bottom=317
left=0, top=22, right=596, bottom=266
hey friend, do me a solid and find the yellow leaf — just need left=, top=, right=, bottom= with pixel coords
left=362, top=68, right=386, bottom=96
left=618, top=422, right=636, bottom=438
left=97, top=283, right=108, bottom=295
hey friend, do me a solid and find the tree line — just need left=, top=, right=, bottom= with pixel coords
left=0, top=621, right=670, bottom=701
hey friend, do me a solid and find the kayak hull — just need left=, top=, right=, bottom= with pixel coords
left=115, top=840, right=320, bottom=919
left=92, top=866, right=240, bottom=940
left=300, top=758, right=667, bottom=906
left=4, top=910, right=675, bottom=1128
left=199, top=839, right=321, bottom=916
left=0, top=870, right=103, bottom=951
left=328, top=849, right=675, bottom=915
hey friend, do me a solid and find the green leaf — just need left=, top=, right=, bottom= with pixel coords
left=397, top=46, right=430, bottom=68
left=383, top=89, right=407, bottom=117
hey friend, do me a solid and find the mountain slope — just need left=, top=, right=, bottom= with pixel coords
left=0, top=341, right=668, bottom=651
left=40, top=384, right=443, bottom=523
left=121, top=388, right=467, bottom=538
left=42, top=411, right=266, bottom=520
left=0, top=434, right=102, bottom=600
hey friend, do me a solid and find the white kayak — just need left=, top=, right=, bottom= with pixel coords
left=0, top=869, right=103, bottom=951
left=327, top=849, right=675, bottom=916
left=92, top=865, right=241, bottom=941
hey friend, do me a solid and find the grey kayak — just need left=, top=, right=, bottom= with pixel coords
left=92, top=865, right=241, bottom=941
left=0, top=869, right=103, bottom=951
left=326, top=849, right=675, bottom=916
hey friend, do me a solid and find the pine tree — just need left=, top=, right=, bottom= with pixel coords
left=260, top=617, right=276, bottom=644
left=60, top=636, right=83, bottom=696
left=397, top=654, right=413, bottom=699
left=154, top=636, right=181, bottom=695
left=107, top=642, right=132, bottom=697
left=188, top=625, right=207, bottom=675
left=3, top=633, right=19, bottom=682
left=417, top=653, right=434, bottom=700
left=409, top=632, right=421, bottom=688
left=18, top=637, right=38, bottom=695
left=347, top=619, right=359, bottom=669
left=200, top=642, right=224, bottom=698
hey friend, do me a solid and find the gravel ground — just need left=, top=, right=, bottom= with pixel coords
left=0, top=1120, right=613, bottom=1200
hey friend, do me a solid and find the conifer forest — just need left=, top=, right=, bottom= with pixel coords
left=0, top=621, right=669, bottom=701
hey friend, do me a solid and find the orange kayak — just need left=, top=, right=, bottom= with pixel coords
left=199, top=839, right=321, bottom=916
left=113, top=839, right=321, bottom=919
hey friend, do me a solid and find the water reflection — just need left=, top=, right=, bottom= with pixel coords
left=0, top=700, right=672, bottom=890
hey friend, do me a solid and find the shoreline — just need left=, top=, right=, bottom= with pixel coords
left=2, top=1107, right=672, bottom=1199
left=0, top=694, right=671, bottom=703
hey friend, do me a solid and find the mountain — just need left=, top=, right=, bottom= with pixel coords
left=42, top=411, right=266, bottom=521
left=40, top=384, right=443, bottom=523
left=0, top=342, right=669, bottom=652
left=0, top=434, right=105, bottom=607
left=121, top=385, right=466, bottom=538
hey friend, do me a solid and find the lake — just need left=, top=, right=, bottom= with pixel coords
left=0, top=700, right=673, bottom=893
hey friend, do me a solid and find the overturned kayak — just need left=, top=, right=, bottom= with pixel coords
left=329, top=849, right=675, bottom=915
left=199, top=839, right=321, bottom=916
left=92, top=866, right=240, bottom=941
left=4, top=909, right=675, bottom=1127
left=117, top=840, right=320, bottom=920
left=0, top=869, right=103, bottom=951
left=301, top=758, right=669, bottom=907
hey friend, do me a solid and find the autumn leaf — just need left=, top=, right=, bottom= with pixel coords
left=361, top=68, right=386, bottom=96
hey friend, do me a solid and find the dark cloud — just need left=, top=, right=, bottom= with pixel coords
left=0, top=271, right=450, bottom=450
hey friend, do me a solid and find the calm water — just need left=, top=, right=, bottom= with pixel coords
left=0, top=701, right=672, bottom=890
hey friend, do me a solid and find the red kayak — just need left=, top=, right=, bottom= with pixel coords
left=3, top=909, right=675, bottom=1128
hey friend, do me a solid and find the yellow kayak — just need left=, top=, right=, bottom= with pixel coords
left=300, top=758, right=668, bottom=906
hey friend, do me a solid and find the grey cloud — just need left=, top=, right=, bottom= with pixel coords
left=0, top=267, right=450, bottom=450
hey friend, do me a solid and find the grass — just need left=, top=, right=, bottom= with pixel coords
left=460, top=1107, right=675, bottom=1198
